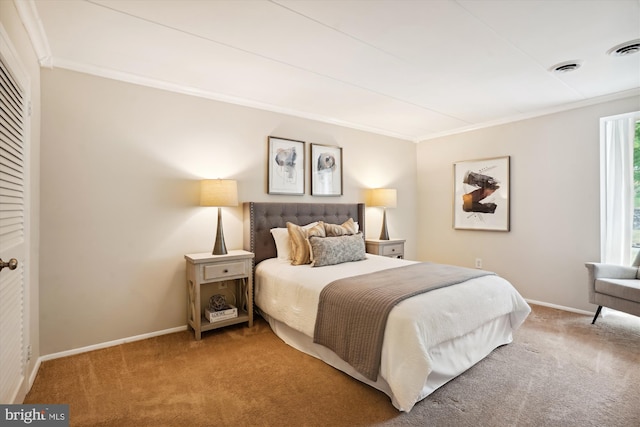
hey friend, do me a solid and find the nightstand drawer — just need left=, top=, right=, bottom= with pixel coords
left=203, top=261, right=247, bottom=280
left=381, top=244, right=403, bottom=257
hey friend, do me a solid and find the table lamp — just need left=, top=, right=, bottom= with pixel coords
left=200, top=179, right=238, bottom=255
left=370, top=188, right=397, bottom=240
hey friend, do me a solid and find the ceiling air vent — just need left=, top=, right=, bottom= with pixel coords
left=607, top=39, right=640, bottom=56
left=550, top=60, right=583, bottom=74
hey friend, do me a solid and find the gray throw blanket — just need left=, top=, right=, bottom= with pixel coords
left=313, top=262, right=494, bottom=381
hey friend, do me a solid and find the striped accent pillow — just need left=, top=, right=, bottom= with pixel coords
left=287, top=222, right=326, bottom=265
left=324, top=218, right=358, bottom=236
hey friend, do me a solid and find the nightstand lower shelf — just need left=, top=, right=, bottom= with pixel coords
left=198, top=311, right=250, bottom=333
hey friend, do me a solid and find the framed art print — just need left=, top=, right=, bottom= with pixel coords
left=453, top=156, right=510, bottom=231
left=268, top=136, right=305, bottom=195
left=310, top=143, right=343, bottom=196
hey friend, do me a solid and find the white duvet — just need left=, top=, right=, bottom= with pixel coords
left=255, top=255, right=531, bottom=411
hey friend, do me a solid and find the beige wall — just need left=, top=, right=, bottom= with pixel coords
left=15, top=5, right=639, bottom=357
left=39, top=68, right=417, bottom=355
left=1, top=1, right=42, bottom=399
left=416, top=95, right=640, bottom=312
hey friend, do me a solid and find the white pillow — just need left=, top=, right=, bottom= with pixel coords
left=270, top=222, right=319, bottom=260
left=270, top=228, right=291, bottom=260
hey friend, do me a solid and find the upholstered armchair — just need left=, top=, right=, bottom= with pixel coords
left=585, top=261, right=640, bottom=324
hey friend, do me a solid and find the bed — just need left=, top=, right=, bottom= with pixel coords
left=243, top=202, right=530, bottom=412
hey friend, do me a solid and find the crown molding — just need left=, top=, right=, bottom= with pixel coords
left=418, top=87, right=640, bottom=142
left=14, top=0, right=52, bottom=68
left=53, top=55, right=640, bottom=144
left=51, top=56, right=418, bottom=142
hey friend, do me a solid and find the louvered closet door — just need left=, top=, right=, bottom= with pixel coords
left=0, top=37, right=28, bottom=404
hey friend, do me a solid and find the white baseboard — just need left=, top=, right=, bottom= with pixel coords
left=25, top=325, right=188, bottom=400
left=21, top=301, right=602, bottom=397
left=525, top=299, right=593, bottom=316
left=28, top=301, right=590, bottom=367
left=28, top=358, right=41, bottom=391
left=28, top=302, right=593, bottom=365
left=38, top=325, right=188, bottom=363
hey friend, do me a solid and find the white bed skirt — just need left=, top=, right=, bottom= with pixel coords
left=261, top=311, right=515, bottom=411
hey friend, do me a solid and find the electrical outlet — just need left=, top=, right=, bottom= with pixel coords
left=475, top=258, right=482, bottom=269
left=218, top=282, right=227, bottom=289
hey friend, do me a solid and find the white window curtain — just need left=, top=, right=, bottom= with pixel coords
left=600, top=112, right=638, bottom=265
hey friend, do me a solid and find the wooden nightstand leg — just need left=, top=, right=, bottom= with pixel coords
left=187, top=278, right=202, bottom=340
left=245, top=277, right=253, bottom=327
left=240, top=277, right=252, bottom=327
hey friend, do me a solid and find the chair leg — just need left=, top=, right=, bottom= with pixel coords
left=591, top=306, right=603, bottom=324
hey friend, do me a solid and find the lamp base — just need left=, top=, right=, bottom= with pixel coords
left=379, top=208, right=390, bottom=240
left=212, top=207, right=228, bottom=255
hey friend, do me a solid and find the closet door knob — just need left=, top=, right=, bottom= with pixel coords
left=0, top=258, right=18, bottom=272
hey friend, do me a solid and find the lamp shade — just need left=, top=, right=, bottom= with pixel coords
left=200, top=179, right=238, bottom=207
left=370, top=188, right=397, bottom=208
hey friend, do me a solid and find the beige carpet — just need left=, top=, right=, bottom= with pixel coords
left=25, top=305, right=640, bottom=426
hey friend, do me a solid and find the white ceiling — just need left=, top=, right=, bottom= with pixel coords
left=25, top=0, right=640, bottom=141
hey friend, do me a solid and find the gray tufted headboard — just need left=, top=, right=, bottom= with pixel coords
left=243, top=202, right=365, bottom=267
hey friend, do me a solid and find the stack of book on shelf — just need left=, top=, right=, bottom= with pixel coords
left=205, top=305, right=238, bottom=323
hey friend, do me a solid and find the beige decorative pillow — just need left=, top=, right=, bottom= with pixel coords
left=287, top=221, right=326, bottom=265
left=324, top=218, right=358, bottom=237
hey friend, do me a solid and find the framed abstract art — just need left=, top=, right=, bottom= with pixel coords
left=267, top=136, right=305, bottom=195
left=453, top=156, right=510, bottom=231
left=310, top=143, right=343, bottom=196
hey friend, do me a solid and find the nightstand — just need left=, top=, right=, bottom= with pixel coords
left=365, top=238, right=405, bottom=259
left=184, top=250, right=254, bottom=340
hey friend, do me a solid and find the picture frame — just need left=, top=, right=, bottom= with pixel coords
left=310, top=143, right=343, bottom=196
left=453, top=156, right=510, bottom=231
left=267, top=136, right=305, bottom=195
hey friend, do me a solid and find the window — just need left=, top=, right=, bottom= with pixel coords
left=600, top=111, right=640, bottom=265
left=634, top=120, right=640, bottom=254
